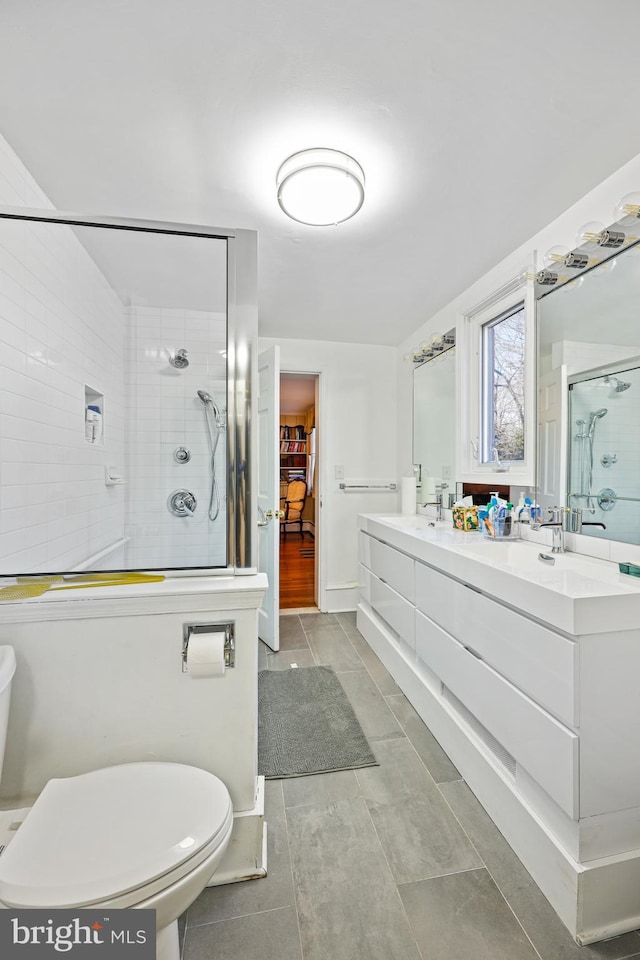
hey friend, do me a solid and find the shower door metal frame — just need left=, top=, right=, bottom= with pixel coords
left=0, top=206, right=257, bottom=574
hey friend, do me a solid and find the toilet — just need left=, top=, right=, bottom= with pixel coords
left=0, top=646, right=234, bottom=960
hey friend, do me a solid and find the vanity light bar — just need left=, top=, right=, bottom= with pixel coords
left=406, top=332, right=456, bottom=366
left=534, top=193, right=640, bottom=298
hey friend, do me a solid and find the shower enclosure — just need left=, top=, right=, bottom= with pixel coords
left=568, top=361, right=639, bottom=541
left=0, top=208, right=256, bottom=576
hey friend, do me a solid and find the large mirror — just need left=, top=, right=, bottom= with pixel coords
left=537, top=242, right=640, bottom=545
left=0, top=214, right=230, bottom=575
left=412, top=340, right=457, bottom=504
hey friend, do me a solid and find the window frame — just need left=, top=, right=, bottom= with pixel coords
left=461, top=270, right=535, bottom=484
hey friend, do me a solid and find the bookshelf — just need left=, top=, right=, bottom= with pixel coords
left=280, top=422, right=307, bottom=482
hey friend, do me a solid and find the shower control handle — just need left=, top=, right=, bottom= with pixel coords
left=168, top=489, right=197, bottom=517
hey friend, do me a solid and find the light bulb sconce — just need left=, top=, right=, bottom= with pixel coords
left=533, top=193, right=640, bottom=299
left=582, top=229, right=627, bottom=249
left=544, top=250, right=590, bottom=270
left=405, top=331, right=456, bottom=367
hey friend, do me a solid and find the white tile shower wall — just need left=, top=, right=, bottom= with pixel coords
left=0, top=135, right=126, bottom=573
left=125, top=306, right=227, bottom=568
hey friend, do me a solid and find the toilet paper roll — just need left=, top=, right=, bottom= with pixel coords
left=186, top=631, right=226, bottom=677
left=401, top=476, right=417, bottom=515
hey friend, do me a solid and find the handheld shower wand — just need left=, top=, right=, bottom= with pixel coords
left=197, top=390, right=225, bottom=521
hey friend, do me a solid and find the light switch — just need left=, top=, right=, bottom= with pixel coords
left=334, top=464, right=345, bottom=480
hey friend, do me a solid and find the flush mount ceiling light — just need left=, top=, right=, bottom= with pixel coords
left=276, top=148, right=365, bottom=226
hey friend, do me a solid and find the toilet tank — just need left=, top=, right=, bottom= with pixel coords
left=0, top=647, right=16, bottom=780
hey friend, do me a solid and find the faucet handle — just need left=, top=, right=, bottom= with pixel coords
left=547, top=506, right=566, bottom=524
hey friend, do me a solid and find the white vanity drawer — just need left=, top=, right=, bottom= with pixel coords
left=360, top=565, right=415, bottom=649
left=359, top=532, right=415, bottom=603
left=414, top=560, right=576, bottom=725
left=415, top=610, right=578, bottom=817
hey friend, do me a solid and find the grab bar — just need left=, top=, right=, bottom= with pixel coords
left=339, top=482, right=397, bottom=491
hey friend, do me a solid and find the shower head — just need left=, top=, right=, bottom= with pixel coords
left=169, top=348, right=189, bottom=369
left=197, top=389, right=214, bottom=404
left=603, top=374, right=631, bottom=393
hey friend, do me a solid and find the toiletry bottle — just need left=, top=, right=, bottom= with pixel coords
left=85, top=406, right=97, bottom=442
left=87, top=404, right=102, bottom=443
left=504, top=504, right=513, bottom=536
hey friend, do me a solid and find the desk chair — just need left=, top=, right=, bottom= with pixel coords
left=280, top=479, right=307, bottom=539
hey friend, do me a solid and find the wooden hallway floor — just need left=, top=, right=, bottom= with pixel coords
left=279, top=533, right=315, bottom=609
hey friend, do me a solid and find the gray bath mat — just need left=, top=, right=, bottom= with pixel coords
left=258, top=665, right=378, bottom=779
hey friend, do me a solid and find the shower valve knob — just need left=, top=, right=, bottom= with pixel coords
left=168, top=489, right=197, bottom=517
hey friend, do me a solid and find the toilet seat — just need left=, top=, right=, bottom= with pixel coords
left=0, top=762, right=233, bottom=910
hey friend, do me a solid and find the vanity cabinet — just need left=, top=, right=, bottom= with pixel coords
left=414, top=560, right=577, bottom=726
left=356, top=514, right=640, bottom=945
left=360, top=530, right=578, bottom=816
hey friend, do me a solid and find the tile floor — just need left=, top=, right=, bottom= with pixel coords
left=181, top=612, right=640, bottom=960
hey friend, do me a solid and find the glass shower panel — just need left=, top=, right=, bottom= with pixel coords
left=0, top=216, right=228, bottom=574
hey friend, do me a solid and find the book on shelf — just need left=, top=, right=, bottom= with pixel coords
left=280, top=440, right=306, bottom=452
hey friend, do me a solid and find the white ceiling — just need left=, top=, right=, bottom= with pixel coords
left=1, top=1, right=640, bottom=346
left=281, top=374, right=316, bottom=415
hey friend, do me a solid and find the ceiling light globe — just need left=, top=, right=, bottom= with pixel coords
left=575, top=221, right=605, bottom=249
left=542, top=245, right=570, bottom=267
left=613, top=192, right=640, bottom=227
left=276, top=148, right=365, bottom=226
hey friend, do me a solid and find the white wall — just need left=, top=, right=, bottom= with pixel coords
left=125, top=305, right=227, bottom=568
left=0, top=134, right=126, bottom=573
left=259, top=337, right=398, bottom=611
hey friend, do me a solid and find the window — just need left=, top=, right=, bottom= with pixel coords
left=462, top=269, right=534, bottom=483
left=481, top=303, right=525, bottom=464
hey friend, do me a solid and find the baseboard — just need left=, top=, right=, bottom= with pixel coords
left=206, top=776, right=267, bottom=885
left=323, top=582, right=359, bottom=612
left=357, top=602, right=640, bottom=943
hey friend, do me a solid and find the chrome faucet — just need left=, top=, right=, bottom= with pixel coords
left=531, top=506, right=566, bottom=553
left=421, top=482, right=449, bottom=521
left=566, top=507, right=607, bottom=534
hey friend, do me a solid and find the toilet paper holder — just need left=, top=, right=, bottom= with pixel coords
left=182, top=621, right=235, bottom=672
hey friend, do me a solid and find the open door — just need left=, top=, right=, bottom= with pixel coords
left=257, top=345, right=281, bottom=650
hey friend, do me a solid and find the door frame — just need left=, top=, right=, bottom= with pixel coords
left=280, top=367, right=325, bottom=611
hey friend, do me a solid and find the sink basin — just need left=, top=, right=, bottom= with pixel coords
left=456, top=540, right=620, bottom=582
left=375, top=515, right=436, bottom=528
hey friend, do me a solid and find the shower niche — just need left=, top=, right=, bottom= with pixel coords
left=84, top=385, right=104, bottom=445
left=0, top=210, right=245, bottom=576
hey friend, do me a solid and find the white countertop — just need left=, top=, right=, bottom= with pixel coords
left=359, top=514, right=640, bottom=636
left=0, top=573, right=269, bottom=622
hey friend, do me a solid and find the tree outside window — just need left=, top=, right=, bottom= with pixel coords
left=482, top=305, right=525, bottom=462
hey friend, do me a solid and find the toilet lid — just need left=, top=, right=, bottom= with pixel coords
left=0, top=762, right=232, bottom=909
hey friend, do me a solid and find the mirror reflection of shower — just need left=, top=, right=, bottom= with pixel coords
left=574, top=409, right=607, bottom=511
left=603, top=374, right=631, bottom=393
left=569, top=360, right=637, bottom=520
left=197, top=390, right=226, bottom=521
